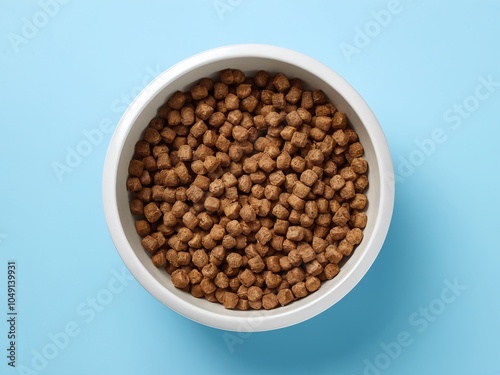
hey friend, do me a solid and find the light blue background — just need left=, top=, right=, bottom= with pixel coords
left=1, top=1, right=499, bottom=374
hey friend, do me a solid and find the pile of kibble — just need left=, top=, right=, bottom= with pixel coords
left=126, top=69, right=368, bottom=310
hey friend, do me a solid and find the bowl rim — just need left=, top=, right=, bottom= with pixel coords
left=102, top=44, right=395, bottom=331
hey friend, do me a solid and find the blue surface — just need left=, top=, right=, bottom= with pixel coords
left=1, top=1, right=499, bottom=374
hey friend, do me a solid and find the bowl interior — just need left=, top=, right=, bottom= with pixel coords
left=105, top=47, right=393, bottom=331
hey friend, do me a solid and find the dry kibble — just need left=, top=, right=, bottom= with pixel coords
left=300, top=169, right=318, bottom=187
left=202, top=263, right=219, bottom=279
left=340, top=180, right=356, bottom=200
left=151, top=250, right=166, bottom=267
left=351, top=157, right=368, bottom=174
left=305, top=276, right=321, bottom=292
left=126, top=177, right=142, bottom=192
left=291, top=282, right=308, bottom=298
left=354, top=175, right=369, bottom=193
left=330, top=175, right=346, bottom=191
left=224, top=202, right=241, bottom=219
left=226, top=252, right=243, bottom=268
left=130, top=199, right=144, bottom=216
left=262, top=293, right=279, bottom=310
left=255, top=227, right=273, bottom=244
left=239, top=204, right=256, bottom=222
left=273, top=73, right=290, bottom=93
left=292, top=181, right=311, bottom=199
left=349, top=142, right=364, bottom=158
left=178, top=145, right=193, bottom=161
left=182, top=211, right=199, bottom=230
left=204, top=196, right=220, bottom=212
left=185, top=185, right=204, bottom=203
left=291, top=132, right=308, bottom=148
left=223, top=292, right=239, bottom=309
left=290, top=156, right=306, bottom=173
left=247, top=286, right=263, bottom=302
left=350, top=212, right=368, bottom=228
left=200, top=277, right=217, bottom=294
left=305, top=260, right=323, bottom=276
left=248, top=255, right=266, bottom=273
left=287, top=194, right=305, bottom=211
left=285, top=267, right=305, bottom=285
left=171, top=269, right=190, bottom=288
left=254, top=70, right=269, bottom=87
left=325, top=244, right=343, bottom=264
left=191, top=84, right=208, bottom=100
left=192, top=250, right=209, bottom=268
left=128, top=159, right=144, bottom=177
left=141, top=235, right=158, bottom=253
left=238, top=269, right=256, bottom=287
left=338, top=239, right=354, bottom=256
left=350, top=193, right=368, bottom=210
left=177, top=252, right=191, bottom=266
left=324, top=263, right=340, bottom=279
left=277, top=289, right=294, bottom=306
left=143, top=203, right=162, bottom=223
left=271, top=215, right=288, bottom=234
left=127, top=70, right=368, bottom=310
left=195, top=102, right=214, bottom=120
left=346, top=227, right=364, bottom=246
left=276, top=152, right=291, bottom=170
left=298, top=244, right=316, bottom=263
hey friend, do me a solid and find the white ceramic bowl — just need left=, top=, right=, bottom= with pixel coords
left=102, top=44, right=394, bottom=331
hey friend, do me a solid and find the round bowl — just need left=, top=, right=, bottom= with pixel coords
left=102, top=44, right=394, bottom=331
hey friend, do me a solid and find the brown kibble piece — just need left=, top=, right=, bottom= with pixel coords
left=185, top=185, right=204, bottom=203
left=291, top=282, right=308, bottom=298
left=192, top=250, right=209, bottom=268
left=128, top=159, right=144, bottom=177
left=240, top=205, right=256, bottom=222
left=248, top=256, right=265, bottom=273
left=346, top=228, right=364, bottom=245
left=196, top=102, right=214, bottom=120
left=332, top=112, right=347, bottom=130
left=350, top=193, right=367, bottom=210
left=238, top=269, right=256, bottom=287
left=144, top=203, right=162, bottom=223
left=191, top=84, right=208, bottom=100
left=286, top=226, right=304, bottom=241
left=324, top=263, right=340, bottom=279
left=351, top=157, right=368, bottom=174
left=141, top=235, right=158, bottom=253
left=325, top=245, right=343, bottom=263
left=290, top=132, right=308, bottom=148
left=151, top=250, right=166, bottom=267
left=255, top=227, right=273, bottom=244
left=223, top=292, right=239, bottom=309
left=171, top=269, right=189, bottom=288
left=204, top=196, right=220, bottom=212
left=254, top=70, right=269, bottom=87
left=292, top=181, right=311, bottom=199
left=262, top=293, right=279, bottom=310
left=167, top=91, right=186, bottom=110
left=349, top=142, right=364, bottom=158
left=276, top=289, right=294, bottom=306
left=130, top=199, right=144, bottom=216
left=200, top=277, right=217, bottom=294
left=286, top=267, right=305, bottom=285
left=126, top=177, right=142, bottom=192
left=273, top=73, right=290, bottom=93
left=305, top=276, right=321, bottom=292
left=247, top=286, right=263, bottom=302
left=226, top=252, right=243, bottom=268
